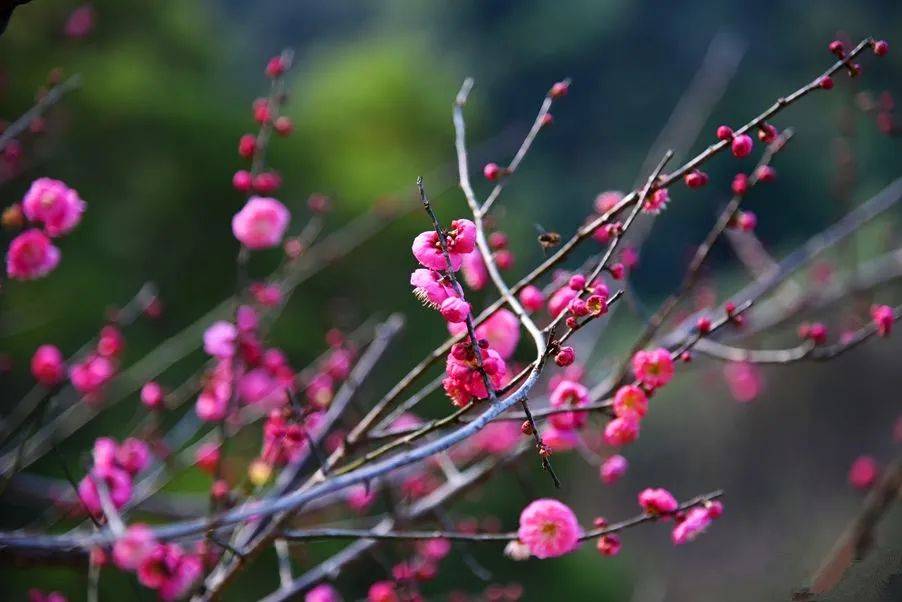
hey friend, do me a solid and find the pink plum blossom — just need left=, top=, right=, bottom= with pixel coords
left=113, top=524, right=157, bottom=570
left=613, top=384, right=648, bottom=419
left=632, top=348, right=674, bottom=389
left=31, top=344, right=65, bottom=386
left=203, top=321, right=237, bottom=358
left=671, top=507, right=712, bottom=545
left=21, top=178, right=86, bottom=237
left=232, top=197, right=290, bottom=249
left=638, top=487, right=679, bottom=515
left=548, top=380, right=589, bottom=430
left=600, top=454, right=628, bottom=485
left=517, top=498, right=581, bottom=559
left=306, top=584, right=342, bottom=602
left=410, top=268, right=456, bottom=308
left=69, top=354, right=116, bottom=396
left=6, top=229, right=61, bottom=280
left=411, top=219, right=476, bottom=272
left=604, top=416, right=639, bottom=447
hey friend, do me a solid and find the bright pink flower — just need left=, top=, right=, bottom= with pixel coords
left=141, top=381, right=165, bottom=409
left=848, top=455, right=879, bottom=490
left=519, top=285, right=545, bottom=312
left=21, top=178, right=86, bottom=237
left=77, top=467, right=133, bottom=515
left=461, top=249, right=488, bottom=290
left=367, top=581, right=399, bottom=602
left=871, top=304, right=894, bottom=336
left=724, top=361, right=761, bottom=402
left=548, top=380, right=589, bottom=430
left=195, top=359, right=232, bottom=422
left=554, top=346, right=575, bottom=367
left=517, top=498, right=581, bottom=559
left=440, top=296, right=471, bottom=324
left=470, top=421, right=521, bottom=454
left=411, top=219, right=476, bottom=272
left=542, top=425, right=580, bottom=452
left=31, top=344, right=65, bottom=386
left=92, top=437, right=118, bottom=471
left=232, top=197, right=290, bottom=250
left=671, top=507, right=712, bottom=545
left=600, top=454, right=628, bottom=485
left=63, top=4, right=95, bottom=38
left=410, top=268, right=455, bottom=308
left=613, top=385, right=648, bottom=419
left=731, top=134, right=754, bottom=158
left=137, top=543, right=202, bottom=601
left=203, top=321, right=237, bottom=358
left=306, top=584, right=342, bottom=602
left=632, top=348, right=674, bottom=389
left=638, top=487, right=678, bottom=514
left=195, top=442, right=220, bottom=474
left=346, top=484, right=377, bottom=512
left=6, top=229, right=61, bottom=280
left=594, top=190, right=623, bottom=214
left=442, top=342, right=506, bottom=406
left=236, top=305, right=259, bottom=333
left=113, top=524, right=157, bottom=570
left=250, top=283, right=282, bottom=307
left=604, top=416, right=639, bottom=447
left=97, top=325, right=125, bottom=358
left=643, top=188, right=669, bottom=214
left=596, top=534, right=621, bottom=556
left=28, top=590, right=68, bottom=602
left=69, top=354, right=116, bottom=396
left=238, top=368, right=288, bottom=410
left=117, top=438, right=150, bottom=475
left=547, top=286, right=578, bottom=318
left=419, top=537, right=451, bottom=561
left=449, top=309, right=520, bottom=359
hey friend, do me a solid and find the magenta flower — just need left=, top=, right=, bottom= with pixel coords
left=448, top=308, right=520, bottom=360
left=517, top=498, right=581, bottom=559
left=69, top=354, right=116, bottom=396
left=848, top=455, right=879, bottom=490
left=613, top=384, right=648, bottom=419
left=541, top=425, right=580, bottom=452
left=871, top=304, right=894, bottom=336
left=410, top=268, right=455, bottom=308
left=638, top=487, right=679, bottom=515
left=439, top=296, right=471, bottom=324
left=113, top=524, right=157, bottom=570
left=232, top=196, right=291, bottom=249
left=600, top=454, right=629, bottom=485
left=306, top=584, right=342, bottom=602
left=518, top=285, right=545, bottom=312
left=604, top=416, right=639, bottom=447
left=548, top=380, right=589, bottom=430
left=631, top=348, right=674, bottom=390
left=723, top=361, right=762, bottom=403
left=21, top=178, right=86, bottom=237
left=6, top=229, right=61, bottom=280
left=671, top=507, right=712, bottom=545
left=411, top=218, right=476, bottom=272
left=77, top=466, right=133, bottom=516
left=116, top=438, right=151, bottom=475
left=203, top=321, right=237, bottom=358
left=31, top=344, right=65, bottom=387
left=461, top=249, right=488, bottom=290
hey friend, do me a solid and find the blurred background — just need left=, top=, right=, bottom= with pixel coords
left=1, top=1, right=901, bottom=600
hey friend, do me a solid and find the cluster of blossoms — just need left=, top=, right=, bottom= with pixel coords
left=109, top=524, right=203, bottom=600
left=4, top=178, right=85, bottom=280
left=31, top=323, right=123, bottom=402
left=231, top=53, right=294, bottom=195
left=604, top=348, right=674, bottom=448
left=196, top=306, right=296, bottom=421
left=76, top=437, right=150, bottom=517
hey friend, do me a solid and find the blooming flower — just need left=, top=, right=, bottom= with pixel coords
left=643, top=188, right=669, bottom=214
left=410, top=268, right=456, bottom=308
left=548, top=380, right=589, bottom=430
left=671, top=507, right=712, bottom=545
left=411, top=219, right=476, bottom=272
left=518, top=285, right=545, bottom=312
left=439, top=296, right=471, bottom=324
left=848, top=455, right=879, bottom=490
left=871, top=304, right=894, bottom=336
left=547, top=286, right=578, bottom=318
left=604, top=416, right=639, bottom=447
left=6, top=229, right=61, bottom=280
left=21, top=178, right=86, bottom=237
left=638, top=487, right=679, bottom=515
left=137, top=543, right=203, bottom=601
left=631, top=348, right=674, bottom=389
left=367, top=581, right=398, bottom=602
left=77, top=466, right=133, bottom=516
left=31, top=344, right=65, bottom=386
left=442, top=341, right=507, bottom=406
left=116, top=438, right=151, bottom=475
left=195, top=358, right=232, bottom=422
left=448, top=308, right=520, bottom=359
left=203, top=321, right=237, bottom=358
left=461, top=249, right=488, bottom=290
left=69, top=354, right=116, bottom=396
left=306, top=584, right=342, bottom=602
left=613, top=384, right=648, bottom=419
left=232, top=197, right=291, bottom=249
left=542, top=425, right=580, bottom=452
left=113, top=524, right=157, bottom=570
left=723, top=361, right=762, bottom=402
left=596, top=534, right=621, bottom=556
left=594, top=190, right=623, bottom=214
left=517, top=498, right=581, bottom=559
left=600, top=454, right=628, bottom=485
